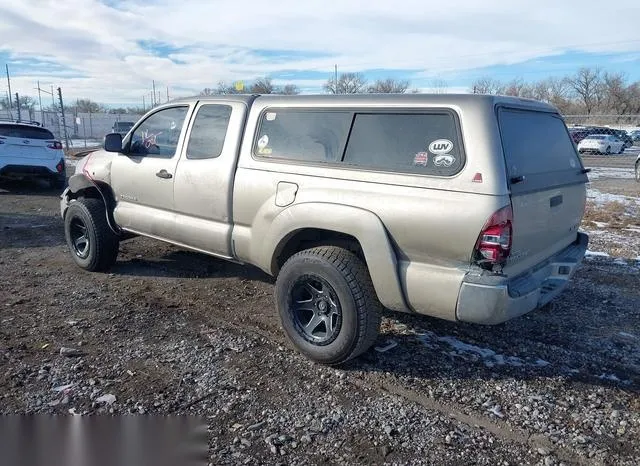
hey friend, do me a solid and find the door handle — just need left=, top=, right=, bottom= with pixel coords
left=156, top=169, right=172, bottom=179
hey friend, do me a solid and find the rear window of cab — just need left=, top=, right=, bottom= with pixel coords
left=252, top=108, right=465, bottom=177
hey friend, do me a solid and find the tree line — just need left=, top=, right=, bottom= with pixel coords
left=471, top=67, right=640, bottom=116
left=3, top=67, right=636, bottom=119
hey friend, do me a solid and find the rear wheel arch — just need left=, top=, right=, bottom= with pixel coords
left=272, top=228, right=365, bottom=274
left=260, top=203, right=410, bottom=313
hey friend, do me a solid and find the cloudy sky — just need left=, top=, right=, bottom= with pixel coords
left=1, top=0, right=639, bottom=106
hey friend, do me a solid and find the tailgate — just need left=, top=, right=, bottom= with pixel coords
left=497, top=107, right=588, bottom=277
left=4, top=141, right=54, bottom=159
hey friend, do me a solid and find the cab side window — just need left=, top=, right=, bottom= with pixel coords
left=186, top=105, right=233, bottom=159
left=129, top=106, right=189, bottom=158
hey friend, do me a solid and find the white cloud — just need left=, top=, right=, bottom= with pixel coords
left=0, top=0, right=639, bottom=103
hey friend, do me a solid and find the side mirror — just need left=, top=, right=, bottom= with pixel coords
left=104, top=133, right=123, bottom=153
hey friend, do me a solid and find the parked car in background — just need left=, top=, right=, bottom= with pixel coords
left=582, top=126, right=632, bottom=149
left=630, top=130, right=640, bottom=143
left=568, top=128, right=590, bottom=144
left=0, top=119, right=66, bottom=189
left=577, top=134, right=625, bottom=155
left=111, top=121, right=135, bottom=135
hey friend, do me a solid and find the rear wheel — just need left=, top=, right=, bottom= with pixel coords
left=275, top=246, right=382, bottom=365
left=64, top=198, right=119, bottom=272
left=618, top=145, right=625, bottom=154
left=604, top=146, right=611, bottom=155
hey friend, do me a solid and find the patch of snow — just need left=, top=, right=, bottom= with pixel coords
left=598, top=373, right=620, bottom=382
left=593, top=221, right=609, bottom=228
left=614, top=258, right=628, bottom=266
left=619, top=332, right=638, bottom=340
left=417, top=332, right=549, bottom=369
left=587, top=167, right=636, bottom=181
left=587, top=188, right=640, bottom=207
left=585, top=250, right=610, bottom=257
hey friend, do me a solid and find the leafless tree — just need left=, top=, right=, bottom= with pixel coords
left=280, top=84, right=300, bottom=95
left=367, top=78, right=410, bottom=94
left=323, top=72, right=368, bottom=94
left=471, top=77, right=505, bottom=95
left=504, top=78, right=527, bottom=97
left=602, top=72, right=631, bottom=114
left=250, top=77, right=275, bottom=94
left=430, top=79, right=448, bottom=94
left=567, top=67, right=603, bottom=115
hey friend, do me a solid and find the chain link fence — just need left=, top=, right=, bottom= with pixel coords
left=563, top=115, right=640, bottom=133
left=0, top=109, right=144, bottom=148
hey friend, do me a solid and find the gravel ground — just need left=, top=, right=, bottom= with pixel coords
left=1, top=169, right=639, bottom=465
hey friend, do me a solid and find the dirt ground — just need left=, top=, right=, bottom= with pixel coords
left=1, top=164, right=639, bottom=465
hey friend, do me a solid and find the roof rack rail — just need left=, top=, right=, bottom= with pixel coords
left=0, top=118, right=43, bottom=127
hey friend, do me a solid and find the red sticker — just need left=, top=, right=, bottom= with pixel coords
left=413, top=152, right=429, bottom=166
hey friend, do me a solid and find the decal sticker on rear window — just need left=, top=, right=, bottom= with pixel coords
left=428, top=139, right=454, bottom=155
left=433, top=154, right=456, bottom=167
left=413, top=152, right=429, bottom=166
left=256, top=134, right=272, bottom=155
left=265, top=112, right=277, bottom=121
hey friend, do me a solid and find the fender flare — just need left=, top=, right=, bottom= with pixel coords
left=259, top=202, right=410, bottom=313
left=62, top=173, right=121, bottom=235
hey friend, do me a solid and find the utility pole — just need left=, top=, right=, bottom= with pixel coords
left=334, top=64, right=338, bottom=94
left=15, top=93, right=21, bottom=120
left=57, top=87, right=69, bottom=150
left=152, top=80, right=156, bottom=106
left=166, top=86, right=169, bottom=102
left=36, top=80, right=44, bottom=123
left=142, top=95, right=145, bottom=111
left=6, top=64, right=12, bottom=109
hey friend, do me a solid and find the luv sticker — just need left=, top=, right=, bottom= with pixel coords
left=413, top=152, right=429, bottom=166
left=428, top=139, right=454, bottom=155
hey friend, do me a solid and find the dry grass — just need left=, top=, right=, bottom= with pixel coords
left=582, top=201, right=633, bottom=229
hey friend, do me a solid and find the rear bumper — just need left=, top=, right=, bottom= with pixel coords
left=0, top=162, right=64, bottom=178
left=456, top=232, right=589, bottom=325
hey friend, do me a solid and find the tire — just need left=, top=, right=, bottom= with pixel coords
left=64, top=198, right=119, bottom=272
left=275, top=246, right=382, bottom=365
left=635, top=162, right=640, bottom=183
left=605, top=146, right=611, bottom=155
left=618, top=146, right=625, bottom=154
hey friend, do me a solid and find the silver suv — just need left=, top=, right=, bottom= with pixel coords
left=60, top=94, right=589, bottom=364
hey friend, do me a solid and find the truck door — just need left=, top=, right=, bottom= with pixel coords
left=110, top=105, right=192, bottom=240
left=171, top=101, right=247, bottom=258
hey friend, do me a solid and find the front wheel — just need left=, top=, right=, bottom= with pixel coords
left=605, top=146, right=611, bottom=155
left=275, top=246, right=382, bottom=365
left=635, top=162, right=640, bottom=183
left=64, top=198, right=120, bottom=272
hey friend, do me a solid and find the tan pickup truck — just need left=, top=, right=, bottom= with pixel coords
left=61, top=94, right=589, bottom=364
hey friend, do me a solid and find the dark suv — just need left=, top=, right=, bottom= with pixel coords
left=111, top=121, right=135, bottom=135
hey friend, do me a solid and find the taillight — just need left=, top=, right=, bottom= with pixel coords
left=56, top=159, right=64, bottom=173
left=47, top=140, right=63, bottom=150
left=473, top=205, right=513, bottom=270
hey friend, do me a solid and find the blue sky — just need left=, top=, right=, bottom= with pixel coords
left=1, top=0, right=639, bottom=106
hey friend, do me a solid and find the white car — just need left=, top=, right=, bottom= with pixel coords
left=577, top=134, right=625, bottom=155
left=0, top=120, right=66, bottom=189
